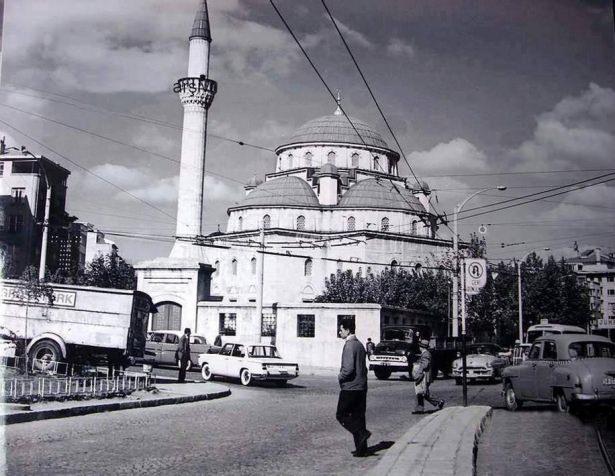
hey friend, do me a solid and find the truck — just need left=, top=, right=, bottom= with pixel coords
left=0, top=279, right=153, bottom=370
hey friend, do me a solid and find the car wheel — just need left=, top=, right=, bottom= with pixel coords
left=201, top=363, right=213, bottom=381
left=29, top=339, right=63, bottom=371
left=374, top=368, right=392, bottom=380
left=504, top=383, right=522, bottom=411
left=555, top=390, right=569, bottom=413
left=177, top=359, right=192, bottom=371
left=240, top=368, right=252, bottom=386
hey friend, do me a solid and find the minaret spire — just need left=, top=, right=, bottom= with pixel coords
left=190, top=0, right=211, bottom=42
left=334, top=89, right=342, bottom=115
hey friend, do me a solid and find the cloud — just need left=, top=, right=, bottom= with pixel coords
left=332, top=17, right=374, bottom=49
left=386, top=38, right=415, bottom=58
left=409, top=138, right=489, bottom=173
left=511, top=83, right=615, bottom=170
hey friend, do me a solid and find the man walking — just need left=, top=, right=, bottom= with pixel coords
left=177, top=328, right=191, bottom=383
left=336, top=319, right=371, bottom=457
left=412, top=339, right=445, bottom=414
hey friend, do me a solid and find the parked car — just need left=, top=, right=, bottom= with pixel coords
left=502, top=334, right=615, bottom=412
left=0, top=326, right=17, bottom=358
left=198, top=342, right=299, bottom=386
left=368, top=340, right=414, bottom=380
left=145, top=330, right=218, bottom=370
left=452, top=343, right=507, bottom=384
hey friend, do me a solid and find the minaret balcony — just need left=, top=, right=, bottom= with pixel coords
left=174, top=76, right=217, bottom=109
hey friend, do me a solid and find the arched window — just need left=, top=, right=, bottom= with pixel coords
left=305, top=151, right=313, bottom=166
left=373, top=156, right=380, bottom=170
left=337, top=260, right=343, bottom=272
left=351, top=153, right=359, bottom=167
left=381, top=217, right=389, bottom=232
left=411, top=220, right=418, bottom=235
left=263, top=214, right=271, bottom=229
left=231, top=258, right=238, bottom=276
left=347, top=216, right=356, bottom=231
left=304, top=258, right=313, bottom=277
left=288, top=154, right=294, bottom=169
left=358, top=267, right=363, bottom=277
left=251, top=257, right=257, bottom=275
left=366, top=266, right=372, bottom=276
left=327, top=151, right=336, bottom=164
left=214, top=260, right=220, bottom=277
left=238, top=216, right=243, bottom=231
left=296, top=215, right=306, bottom=231
left=391, top=260, right=398, bottom=270
left=152, top=302, right=182, bottom=331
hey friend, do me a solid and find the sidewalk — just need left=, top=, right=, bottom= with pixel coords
left=1, top=381, right=231, bottom=425
left=368, top=406, right=492, bottom=476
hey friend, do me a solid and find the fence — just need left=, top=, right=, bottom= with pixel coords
left=0, top=355, right=121, bottom=378
left=1, top=373, right=151, bottom=401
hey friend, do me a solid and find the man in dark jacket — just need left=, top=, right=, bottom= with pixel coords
left=412, top=339, right=445, bottom=414
left=177, top=328, right=191, bottom=383
left=336, top=319, right=371, bottom=457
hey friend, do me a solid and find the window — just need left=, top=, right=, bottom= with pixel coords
left=219, top=313, right=237, bottom=336
left=220, top=344, right=234, bottom=356
left=263, top=214, right=271, bottom=229
left=238, top=216, right=243, bottom=231
left=0, top=162, right=4, bottom=176
left=528, top=343, right=541, bottom=360
left=305, top=151, right=313, bottom=166
left=152, top=302, right=182, bottom=331
left=149, top=333, right=164, bottom=343
left=327, top=151, right=336, bottom=163
left=304, top=258, right=313, bottom=277
left=261, top=314, right=277, bottom=337
left=164, top=333, right=179, bottom=344
left=381, top=217, right=389, bottom=232
left=11, top=187, right=25, bottom=202
left=608, top=289, right=615, bottom=296
left=8, top=215, right=24, bottom=233
left=337, top=315, right=355, bottom=338
left=347, top=216, right=356, bottom=231
left=366, top=266, right=372, bottom=275
left=608, top=277, right=614, bottom=282
left=297, top=314, right=315, bottom=338
left=577, top=265, right=583, bottom=271
left=351, top=153, right=359, bottom=167
left=232, top=345, right=245, bottom=357
left=231, top=258, right=237, bottom=275
left=373, top=156, right=380, bottom=170
left=192, top=336, right=207, bottom=344
left=296, top=215, right=305, bottom=231
left=288, top=154, right=294, bottom=168
left=411, top=220, right=418, bottom=235
left=390, top=260, right=398, bottom=270
left=251, top=257, right=257, bottom=275
left=542, top=341, right=557, bottom=360
left=337, top=260, right=343, bottom=272
left=214, top=260, right=220, bottom=277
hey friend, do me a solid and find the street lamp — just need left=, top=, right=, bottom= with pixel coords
left=453, top=185, right=506, bottom=407
left=517, top=247, right=550, bottom=343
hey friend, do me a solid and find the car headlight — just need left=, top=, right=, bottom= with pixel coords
left=453, top=361, right=459, bottom=368
left=485, top=361, right=492, bottom=368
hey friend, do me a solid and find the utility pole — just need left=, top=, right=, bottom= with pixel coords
left=255, top=227, right=265, bottom=343
left=38, top=181, right=52, bottom=280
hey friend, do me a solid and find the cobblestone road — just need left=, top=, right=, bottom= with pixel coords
left=3, top=375, right=499, bottom=475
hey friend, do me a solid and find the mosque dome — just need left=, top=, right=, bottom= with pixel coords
left=231, top=176, right=320, bottom=210
left=338, top=178, right=425, bottom=212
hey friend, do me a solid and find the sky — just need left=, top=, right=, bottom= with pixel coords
left=0, top=0, right=614, bottom=264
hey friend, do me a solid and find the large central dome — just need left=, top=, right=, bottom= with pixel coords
left=280, top=113, right=390, bottom=150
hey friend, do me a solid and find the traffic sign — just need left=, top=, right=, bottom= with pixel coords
left=465, top=258, right=487, bottom=295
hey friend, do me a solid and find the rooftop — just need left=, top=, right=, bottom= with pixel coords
left=338, top=178, right=425, bottom=212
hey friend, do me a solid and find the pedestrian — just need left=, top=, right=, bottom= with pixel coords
left=214, top=334, right=222, bottom=347
left=177, top=328, right=191, bottom=383
left=336, top=319, right=371, bottom=457
left=366, top=337, right=375, bottom=356
left=411, top=338, right=445, bottom=414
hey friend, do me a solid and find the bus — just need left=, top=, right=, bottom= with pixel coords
left=526, top=323, right=585, bottom=344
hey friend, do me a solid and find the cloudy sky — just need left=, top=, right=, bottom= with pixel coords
left=1, top=0, right=614, bottom=264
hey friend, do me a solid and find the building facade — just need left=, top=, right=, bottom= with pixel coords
left=135, top=0, right=452, bottom=366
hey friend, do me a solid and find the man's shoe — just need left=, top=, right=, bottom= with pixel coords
left=437, top=400, right=445, bottom=411
left=412, top=407, right=424, bottom=414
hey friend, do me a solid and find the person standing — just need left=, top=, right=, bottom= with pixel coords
left=336, top=319, right=371, bottom=457
left=366, top=337, right=376, bottom=356
left=412, top=339, right=445, bottom=414
left=177, top=328, right=192, bottom=383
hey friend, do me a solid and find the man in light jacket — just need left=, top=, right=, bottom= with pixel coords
left=336, top=319, right=371, bottom=457
left=412, top=339, right=445, bottom=414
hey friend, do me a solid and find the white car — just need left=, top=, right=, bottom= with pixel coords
left=0, top=326, right=17, bottom=358
left=198, top=342, right=299, bottom=386
left=452, top=343, right=507, bottom=384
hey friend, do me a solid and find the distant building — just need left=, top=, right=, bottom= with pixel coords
left=0, top=144, right=70, bottom=277
left=567, top=248, right=615, bottom=339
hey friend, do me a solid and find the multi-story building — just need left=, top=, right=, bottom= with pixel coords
left=0, top=143, right=70, bottom=277
left=567, top=248, right=615, bottom=340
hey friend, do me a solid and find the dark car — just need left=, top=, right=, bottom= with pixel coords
left=502, top=334, right=615, bottom=412
left=368, top=340, right=416, bottom=380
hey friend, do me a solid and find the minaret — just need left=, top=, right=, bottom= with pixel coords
left=174, top=0, right=217, bottom=238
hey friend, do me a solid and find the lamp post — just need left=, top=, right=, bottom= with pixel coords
left=453, top=185, right=506, bottom=407
left=517, top=247, right=550, bottom=343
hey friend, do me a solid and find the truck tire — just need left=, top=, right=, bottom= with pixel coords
left=29, top=339, right=63, bottom=371
left=374, top=368, right=392, bottom=380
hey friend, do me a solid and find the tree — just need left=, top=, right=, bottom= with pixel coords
left=81, top=249, right=136, bottom=290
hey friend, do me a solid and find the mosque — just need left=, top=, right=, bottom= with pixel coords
left=135, top=0, right=453, bottom=367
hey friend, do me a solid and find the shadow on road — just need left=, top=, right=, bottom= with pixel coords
left=367, top=440, right=395, bottom=454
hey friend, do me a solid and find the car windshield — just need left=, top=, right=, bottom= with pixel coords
left=375, top=341, right=413, bottom=354
left=568, top=341, right=615, bottom=359
left=468, top=345, right=499, bottom=356
left=249, top=346, right=281, bottom=358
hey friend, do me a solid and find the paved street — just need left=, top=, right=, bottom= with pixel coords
left=4, top=374, right=499, bottom=475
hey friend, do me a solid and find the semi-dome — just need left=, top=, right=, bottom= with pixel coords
left=338, top=178, right=425, bottom=212
left=279, top=113, right=390, bottom=150
left=317, top=163, right=339, bottom=176
left=232, top=176, right=319, bottom=209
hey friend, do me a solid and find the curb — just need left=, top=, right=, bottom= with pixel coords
left=367, top=406, right=492, bottom=476
left=1, top=387, right=231, bottom=425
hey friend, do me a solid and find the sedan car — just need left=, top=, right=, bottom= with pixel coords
left=198, top=342, right=299, bottom=386
left=452, top=343, right=507, bottom=384
left=144, top=330, right=218, bottom=370
left=502, top=334, right=615, bottom=412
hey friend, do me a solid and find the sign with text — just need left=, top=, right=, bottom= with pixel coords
left=1, top=286, right=76, bottom=307
left=465, top=258, right=487, bottom=296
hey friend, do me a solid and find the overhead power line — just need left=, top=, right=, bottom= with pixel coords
left=421, top=168, right=615, bottom=178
